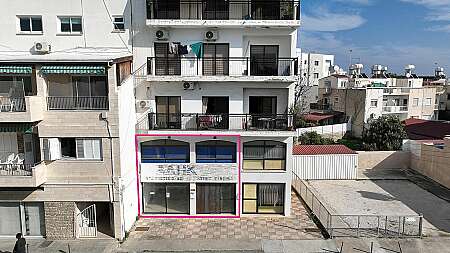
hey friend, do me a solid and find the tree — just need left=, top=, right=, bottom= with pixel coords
left=298, top=131, right=335, bottom=145
left=362, top=115, right=407, bottom=151
left=292, top=75, right=313, bottom=116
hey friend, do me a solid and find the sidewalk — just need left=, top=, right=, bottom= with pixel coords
left=0, top=239, right=118, bottom=253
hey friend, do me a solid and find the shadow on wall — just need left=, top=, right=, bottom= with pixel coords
left=357, top=151, right=410, bottom=170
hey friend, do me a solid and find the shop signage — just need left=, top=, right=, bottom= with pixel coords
left=141, top=163, right=238, bottom=183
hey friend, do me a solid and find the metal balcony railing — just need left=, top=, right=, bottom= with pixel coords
left=47, top=96, right=109, bottom=110
left=0, top=97, right=26, bottom=112
left=146, top=0, right=301, bottom=20
left=138, top=113, right=295, bottom=131
left=310, top=103, right=332, bottom=111
left=0, top=163, right=33, bottom=176
left=147, top=57, right=298, bottom=77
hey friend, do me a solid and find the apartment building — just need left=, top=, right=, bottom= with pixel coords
left=298, top=50, right=334, bottom=86
left=0, top=1, right=137, bottom=240
left=133, top=0, right=301, bottom=216
left=421, top=67, right=449, bottom=120
left=317, top=64, right=439, bottom=137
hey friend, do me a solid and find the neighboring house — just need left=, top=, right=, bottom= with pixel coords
left=403, top=118, right=450, bottom=140
left=316, top=64, right=440, bottom=137
left=421, top=67, right=449, bottom=120
left=133, top=0, right=301, bottom=216
left=0, top=0, right=137, bottom=240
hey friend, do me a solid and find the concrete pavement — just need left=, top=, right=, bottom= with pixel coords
left=0, top=238, right=118, bottom=253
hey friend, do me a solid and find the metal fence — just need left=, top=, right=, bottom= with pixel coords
left=147, top=57, right=298, bottom=77
left=292, top=174, right=423, bottom=238
left=47, top=96, right=109, bottom=110
left=0, top=164, right=33, bottom=176
left=146, top=0, right=301, bottom=20
left=0, top=97, right=26, bottom=112
left=137, top=113, right=295, bottom=131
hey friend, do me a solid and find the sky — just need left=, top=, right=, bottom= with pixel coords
left=298, top=0, right=450, bottom=75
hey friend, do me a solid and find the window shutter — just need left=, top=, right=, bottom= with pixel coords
left=42, top=138, right=50, bottom=161
left=76, top=139, right=85, bottom=159
left=92, top=139, right=101, bottom=159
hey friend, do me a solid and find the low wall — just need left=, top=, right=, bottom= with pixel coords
left=357, top=151, right=410, bottom=170
left=296, top=122, right=350, bottom=140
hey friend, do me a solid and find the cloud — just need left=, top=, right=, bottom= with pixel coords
left=399, top=0, right=450, bottom=27
left=332, top=0, right=373, bottom=5
left=302, top=7, right=366, bottom=32
left=426, top=24, right=450, bottom=32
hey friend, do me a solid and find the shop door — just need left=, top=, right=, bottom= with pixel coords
left=196, top=184, right=236, bottom=214
left=143, top=183, right=190, bottom=214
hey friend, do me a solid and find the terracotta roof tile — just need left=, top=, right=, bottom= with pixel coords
left=293, top=145, right=357, bottom=155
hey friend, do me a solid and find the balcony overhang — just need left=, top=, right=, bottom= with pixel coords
left=146, top=75, right=297, bottom=83
left=146, top=19, right=300, bottom=28
left=0, top=163, right=47, bottom=188
left=136, top=129, right=296, bottom=137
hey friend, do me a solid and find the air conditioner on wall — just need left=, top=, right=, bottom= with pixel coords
left=155, top=29, right=169, bottom=40
left=204, top=30, right=218, bottom=41
left=183, top=82, right=195, bottom=90
left=34, top=41, right=51, bottom=54
left=137, top=100, right=151, bottom=109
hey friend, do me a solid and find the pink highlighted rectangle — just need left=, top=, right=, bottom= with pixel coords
left=135, top=133, right=241, bottom=219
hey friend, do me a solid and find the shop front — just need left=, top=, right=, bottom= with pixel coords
left=139, top=136, right=239, bottom=216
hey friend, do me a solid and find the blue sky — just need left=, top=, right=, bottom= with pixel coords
left=298, top=0, right=450, bottom=75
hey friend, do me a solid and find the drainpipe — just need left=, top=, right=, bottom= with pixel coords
left=100, top=114, right=115, bottom=203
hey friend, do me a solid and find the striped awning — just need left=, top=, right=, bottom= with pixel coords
left=40, top=65, right=106, bottom=75
left=0, top=65, right=32, bottom=74
left=0, top=123, right=34, bottom=133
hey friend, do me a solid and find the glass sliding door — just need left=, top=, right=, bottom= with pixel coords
left=196, top=183, right=236, bottom=214
left=250, top=45, right=279, bottom=76
left=154, top=43, right=181, bottom=75
left=0, top=203, right=21, bottom=236
left=203, top=44, right=229, bottom=76
left=23, top=203, right=45, bottom=236
left=155, top=96, right=181, bottom=129
left=242, top=183, right=284, bottom=214
left=142, top=183, right=190, bottom=214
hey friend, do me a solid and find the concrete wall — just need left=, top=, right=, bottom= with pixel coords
left=357, top=151, right=410, bottom=170
left=410, top=138, right=450, bottom=189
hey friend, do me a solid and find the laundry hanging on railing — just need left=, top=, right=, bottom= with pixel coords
left=189, top=42, right=203, bottom=58
left=168, top=43, right=178, bottom=55
left=178, top=45, right=189, bottom=55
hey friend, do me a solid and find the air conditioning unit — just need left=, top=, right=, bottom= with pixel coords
left=137, top=100, right=151, bottom=109
left=182, top=81, right=195, bottom=90
left=155, top=29, right=169, bottom=40
left=204, top=30, right=218, bottom=41
left=34, top=41, right=51, bottom=54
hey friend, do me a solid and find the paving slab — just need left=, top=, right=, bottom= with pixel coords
left=0, top=239, right=117, bottom=253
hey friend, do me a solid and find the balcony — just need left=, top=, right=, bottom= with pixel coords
left=47, top=96, right=109, bottom=110
left=0, top=162, right=47, bottom=187
left=383, top=88, right=410, bottom=95
left=146, top=0, right=301, bottom=27
left=382, top=106, right=408, bottom=113
left=137, top=113, right=295, bottom=131
left=146, top=57, right=298, bottom=82
left=0, top=96, right=44, bottom=122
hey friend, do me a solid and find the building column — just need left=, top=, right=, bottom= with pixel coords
left=189, top=183, right=196, bottom=215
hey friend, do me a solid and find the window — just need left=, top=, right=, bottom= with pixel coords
left=370, top=100, right=378, bottom=107
left=113, top=16, right=125, bottom=31
left=304, top=60, right=307, bottom=65
left=141, top=139, right=190, bottom=163
left=447, top=94, right=450, bottom=100
left=243, top=184, right=284, bottom=214
left=60, top=138, right=102, bottom=160
left=155, top=96, right=181, bottom=129
left=243, top=141, right=286, bottom=170
left=314, top=61, right=319, bottom=66
left=425, top=98, right=432, bottom=106
left=58, top=16, right=82, bottom=33
left=18, top=16, right=42, bottom=33
left=203, top=43, right=230, bottom=76
left=313, top=73, right=319, bottom=79
left=413, top=98, right=419, bottom=106
left=196, top=140, right=236, bottom=163
left=0, top=202, right=45, bottom=236
left=325, top=60, right=332, bottom=67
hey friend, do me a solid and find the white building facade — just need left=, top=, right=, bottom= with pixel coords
left=0, top=0, right=137, bottom=240
left=133, top=0, right=300, bottom=216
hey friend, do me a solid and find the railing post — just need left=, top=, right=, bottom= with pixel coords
left=357, top=216, right=360, bottom=237
left=397, top=216, right=401, bottom=238
left=196, top=113, right=199, bottom=130
left=246, top=57, right=249, bottom=76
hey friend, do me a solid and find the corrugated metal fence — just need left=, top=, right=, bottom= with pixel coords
left=293, top=154, right=358, bottom=180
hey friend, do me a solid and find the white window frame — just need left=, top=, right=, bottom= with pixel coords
left=413, top=98, right=419, bottom=107
left=425, top=98, right=432, bottom=106
left=75, top=138, right=102, bottom=160
left=313, top=73, right=319, bottom=79
left=57, top=16, right=83, bottom=35
left=314, top=61, right=319, bottom=66
left=16, top=15, right=43, bottom=34
left=112, top=15, right=125, bottom=32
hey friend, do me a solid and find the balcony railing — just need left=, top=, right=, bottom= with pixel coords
left=138, top=113, right=295, bottom=131
left=383, top=88, right=410, bottom=95
left=0, top=163, right=33, bottom=176
left=0, top=97, right=26, bottom=112
left=147, top=57, right=298, bottom=77
left=146, top=0, right=300, bottom=20
left=382, top=106, right=408, bottom=113
left=47, top=96, right=109, bottom=110
left=310, top=103, right=332, bottom=111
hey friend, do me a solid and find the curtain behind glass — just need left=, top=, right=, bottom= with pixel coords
left=24, top=203, right=45, bottom=236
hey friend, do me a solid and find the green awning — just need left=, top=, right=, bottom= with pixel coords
left=0, top=65, right=32, bottom=74
left=41, top=65, right=106, bottom=75
left=0, top=123, right=34, bottom=133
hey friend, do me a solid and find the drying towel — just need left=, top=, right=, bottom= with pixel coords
left=178, top=45, right=189, bottom=55
left=190, top=42, right=203, bottom=58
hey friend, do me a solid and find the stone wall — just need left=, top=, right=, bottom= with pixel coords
left=44, top=201, right=75, bottom=239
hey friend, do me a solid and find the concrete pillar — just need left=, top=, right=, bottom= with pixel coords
left=189, top=183, right=196, bottom=215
